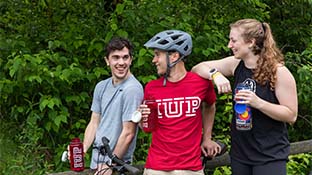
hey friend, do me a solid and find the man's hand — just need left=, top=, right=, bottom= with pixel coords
left=201, top=139, right=221, bottom=158
left=137, top=104, right=150, bottom=129
left=67, top=145, right=70, bottom=161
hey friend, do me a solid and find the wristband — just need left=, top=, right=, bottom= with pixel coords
left=212, top=72, right=222, bottom=80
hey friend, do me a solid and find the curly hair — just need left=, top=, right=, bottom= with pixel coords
left=230, top=19, right=284, bottom=90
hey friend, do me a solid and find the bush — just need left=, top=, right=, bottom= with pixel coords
left=0, top=0, right=311, bottom=174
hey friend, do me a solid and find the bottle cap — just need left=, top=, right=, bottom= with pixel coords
left=234, top=103, right=247, bottom=114
left=71, top=138, right=81, bottom=143
left=131, top=110, right=142, bottom=123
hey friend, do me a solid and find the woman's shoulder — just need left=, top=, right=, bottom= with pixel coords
left=276, top=64, right=296, bottom=83
left=276, top=64, right=291, bottom=74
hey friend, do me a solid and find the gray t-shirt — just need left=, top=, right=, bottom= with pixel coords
left=90, top=74, right=143, bottom=169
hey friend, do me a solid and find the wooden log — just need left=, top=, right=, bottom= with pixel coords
left=49, top=139, right=312, bottom=175
left=48, top=170, right=93, bottom=175
left=205, top=139, right=312, bottom=169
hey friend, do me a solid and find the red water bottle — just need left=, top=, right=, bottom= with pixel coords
left=141, top=97, right=158, bottom=133
left=69, top=138, right=84, bottom=171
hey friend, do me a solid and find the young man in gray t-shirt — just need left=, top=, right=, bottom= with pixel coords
left=82, top=37, right=143, bottom=174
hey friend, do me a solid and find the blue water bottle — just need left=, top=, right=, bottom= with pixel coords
left=234, top=83, right=252, bottom=130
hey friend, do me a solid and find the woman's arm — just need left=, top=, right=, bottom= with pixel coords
left=256, top=66, right=298, bottom=124
left=236, top=66, right=298, bottom=124
left=192, top=56, right=240, bottom=94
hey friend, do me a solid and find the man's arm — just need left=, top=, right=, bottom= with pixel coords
left=201, top=102, right=220, bottom=157
left=83, top=112, right=100, bottom=154
left=112, top=121, right=137, bottom=159
left=112, top=82, right=143, bottom=159
left=202, top=102, right=216, bottom=141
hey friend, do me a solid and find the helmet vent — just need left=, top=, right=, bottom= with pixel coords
left=153, top=36, right=161, bottom=41
left=184, top=45, right=189, bottom=51
left=171, top=34, right=181, bottom=41
left=159, top=40, right=169, bottom=45
left=176, top=40, right=184, bottom=46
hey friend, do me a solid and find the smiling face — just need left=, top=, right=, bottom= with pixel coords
left=152, top=49, right=168, bottom=76
left=227, top=27, right=253, bottom=59
left=105, top=47, right=132, bottom=84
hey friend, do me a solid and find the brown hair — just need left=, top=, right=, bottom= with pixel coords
left=230, top=19, right=284, bottom=89
left=105, top=37, right=134, bottom=58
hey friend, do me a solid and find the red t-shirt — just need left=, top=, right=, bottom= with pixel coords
left=144, top=72, right=216, bottom=171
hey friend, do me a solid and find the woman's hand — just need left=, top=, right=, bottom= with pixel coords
left=213, top=73, right=232, bottom=94
left=234, top=90, right=263, bottom=109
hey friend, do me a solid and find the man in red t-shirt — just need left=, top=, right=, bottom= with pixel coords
left=139, top=30, right=221, bottom=175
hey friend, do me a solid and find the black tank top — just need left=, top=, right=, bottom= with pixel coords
left=230, top=60, right=290, bottom=165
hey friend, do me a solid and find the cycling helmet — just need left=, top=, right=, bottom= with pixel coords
left=144, top=30, right=192, bottom=57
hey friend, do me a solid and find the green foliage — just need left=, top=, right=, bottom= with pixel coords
left=264, top=0, right=312, bottom=52
left=0, top=118, right=51, bottom=175
left=0, top=0, right=311, bottom=174
left=285, top=48, right=312, bottom=141
left=133, top=131, right=152, bottom=164
left=212, top=166, right=232, bottom=175
left=212, top=93, right=232, bottom=146
left=287, top=153, right=312, bottom=175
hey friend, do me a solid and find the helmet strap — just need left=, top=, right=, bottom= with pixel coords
left=163, top=52, right=185, bottom=86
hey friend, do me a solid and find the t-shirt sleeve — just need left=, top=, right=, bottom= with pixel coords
left=205, top=80, right=217, bottom=105
left=90, top=81, right=103, bottom=114
left=122, top=85, right=144, bottom=122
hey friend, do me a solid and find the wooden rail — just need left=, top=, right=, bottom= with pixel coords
left=49, top=139, right=312, bottom=175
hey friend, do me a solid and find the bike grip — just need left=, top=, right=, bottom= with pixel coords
left=123, top=163, right=140, bottom=175
left=102, top=136, right=110, bottom=145
left=61, top=151, right=68, bottom=162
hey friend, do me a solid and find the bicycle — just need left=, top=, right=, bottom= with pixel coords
left=96, top=137, right=226, bottom=175
left=93, top=136, right=141, bottom=175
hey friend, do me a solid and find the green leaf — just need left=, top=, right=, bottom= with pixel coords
left=111, top=23, right=118, bottom=31
left=39, top=99, right=49, bottom=111
left=54, top=114, right=67, bottom=128
left=139, top=48, right=147, bottom=57
left=94, top=42, right=104, bottom=53
left=27, top=75, right=43, bottom=83
left=93, top=67, right=109, bottom=78
left=45, top=121, right=52, bottom=131
left=116, top=29, right=128, bottom=38
left=9, top=57, right=22, bottom=77
left=116, top=3, right=125, bottom=14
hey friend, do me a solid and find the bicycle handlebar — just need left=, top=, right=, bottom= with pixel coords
left=100, top=137, right=140, bottom=175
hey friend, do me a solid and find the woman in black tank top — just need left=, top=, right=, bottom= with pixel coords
left=192, top=19, right=298, bottom=175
